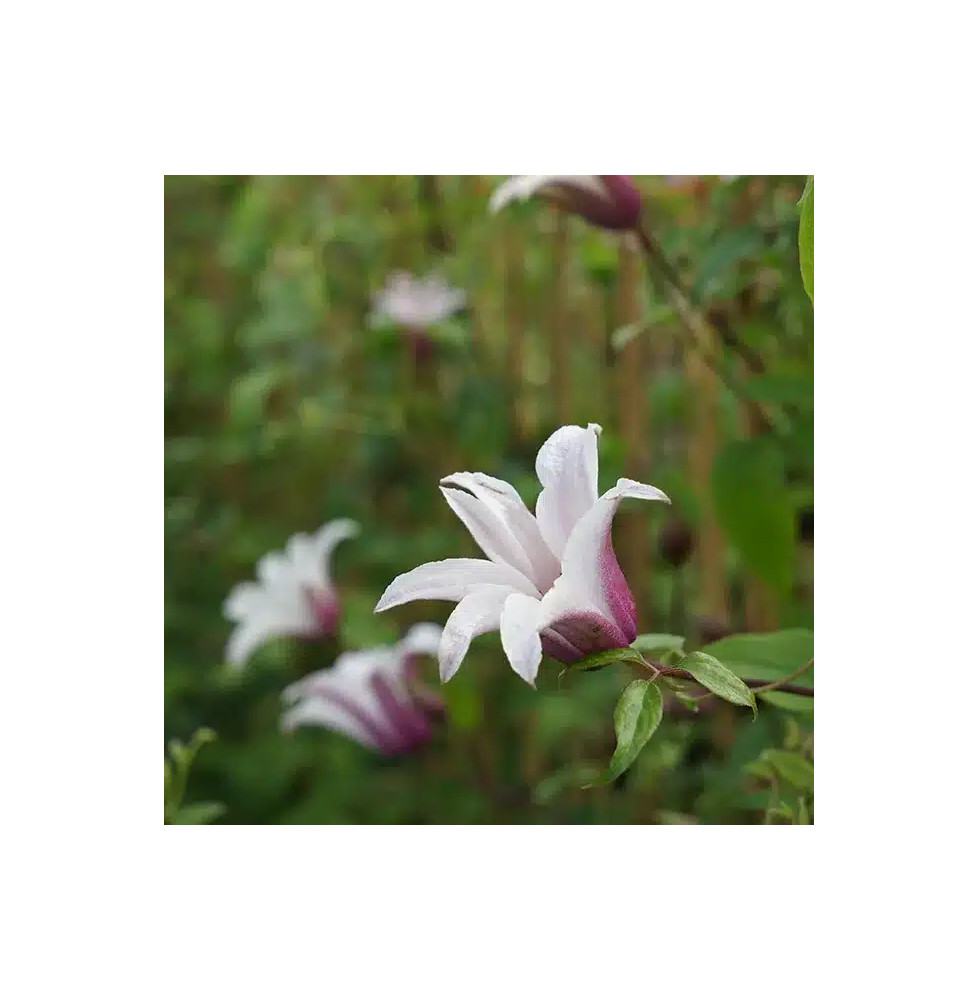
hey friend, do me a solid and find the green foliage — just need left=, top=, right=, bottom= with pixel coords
left=631, top=633, right=686, bottom=660
left=700, top=629, right=814, bottom=683
left=678, top=651, right=757, bottom=717
left=569, top=646, right=650, bottom=673
left=165, top=176, right=813, bottom=824
left=165, top=728, right=225, bottom=825
left=592, top=680, right=665, bottom=785
left=701, top=630, right=814, bottom=715
left=763, top=750, right=814, bottom=792
left=712, top=436, right=796, bottom=592
left=798, top=177, right=814, bottom=301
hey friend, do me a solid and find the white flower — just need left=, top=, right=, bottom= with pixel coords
left=369, top=272, right=466, bottom=329
left=281, top=623, right=443, bottom=753
left=489, top=176, right=642, bottom=231
left=374, top=424, right=670, bottom=686
left=223, top=520, right=358, bottom=669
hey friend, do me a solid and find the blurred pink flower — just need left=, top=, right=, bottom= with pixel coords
left=375, top=424, right=670, bottom=686
left=369, top=272, right=466, bottom=330
left=489, top=176, right=642, bottom=232
left=223, top=520, right=358, bottom=669
left=281, top=623, right=444, bottom=753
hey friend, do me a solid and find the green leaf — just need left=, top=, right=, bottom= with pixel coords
left=569, top=646, right=649, bottom=673
left=663, top=676, right=700, bottom=713
left=679, top=651, right=757, bottom=717
left=712, top=437, right=795, bottom=592
left=610, top=305, right=677, bottom=352
left=589, top=680, right=664, bottom=785
left=743, top=372, right=814, bottom=407
left=532, top=764, right=603, bottom=805
left=759, top=691, right=814, bottom=715
left=798, top=176, right=813, bottom=301
left=797, top=797, right=811, bottom=825
left=228, top=366, right=290, bottom=428
left=765, top=801, right=795, bottom=824
left=631, top=633, right=686, bottom=659
left=700, top=630, right=814, bottom=686
left=763, top=750, right=814, bottom=792
left=171, top=802, right=227, bottom=825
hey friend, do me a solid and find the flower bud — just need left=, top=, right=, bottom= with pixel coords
left=490, top=175, right=642, bottom=232
left=658, top=516, right=694, bottom=568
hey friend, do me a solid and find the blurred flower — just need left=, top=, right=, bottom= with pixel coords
left=281, top=623, right=444, bottom=753
left=489, top=176, right=642, bottom=232
left=223, top=520, right=358, bottom=668
left=369, top=272, right=466, bottom=330
left=375, top=424, right=670, bottom=686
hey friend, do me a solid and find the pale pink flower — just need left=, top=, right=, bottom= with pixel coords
left=489, top=176, right=642, bottom=231
left=223, top=520, right=358, bottom=669
left=375, top=424, right=670, bottom=686
left=369, top=272, right=466, bottom=330
left=281, top=623, right=444, bottom=754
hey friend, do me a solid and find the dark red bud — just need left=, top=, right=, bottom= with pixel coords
left=658, top=517, right=695, bottom=568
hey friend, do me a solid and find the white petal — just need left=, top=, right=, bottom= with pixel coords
left=489, top=176, right=608, bottom=214
left=440, top=486, right=539, bottom=583
left=559, top=477, right=671, bottom=623
left=534, top=423, right=602, bottom=559
left=374, top=558, right=537, bottom=613
left=281, top=696, right=380, bottom=750
left=256, top=551, right=296, bottom=588
left=499, top=593, right=544, bottom=686
left=225, top=610, right=311, bottom=669
left=437, top=585, right=513, bottom=682
left=441, top=472, right=560, bottom=592
left=223, top=582, right=266, bottom=622
left=399, top=622, right=444, bottom=659
left=311, top=519, right=359, bottom=585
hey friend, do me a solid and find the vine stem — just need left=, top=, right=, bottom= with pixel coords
left=638, top=656, right=814, bottom=699
left=632, top=221, right=775, bottom=432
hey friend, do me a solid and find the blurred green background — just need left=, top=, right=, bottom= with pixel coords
left=164, top=175, right=813, bottom=824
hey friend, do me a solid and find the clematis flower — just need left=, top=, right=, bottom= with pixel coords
left=374, top=424, right=670, bottom=686
left=223, top=520, right=358, bottom=669
left=369, top=271, right=466, bottom=330
left=281, top=623, right=444, bottom=754
left=489, top=176, right=642, bottom=232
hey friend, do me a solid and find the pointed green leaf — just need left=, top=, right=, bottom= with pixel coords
left=679, top=651, right=757, bottom=716
left=171, top=802, right=227, bottom=825
left=532, top=764, right=603, bottom=805
left=712, top=438, right=795, bottom=593
left=798, top=176, right=813, bottom=301
left=763, top=750, right=814, bottom=792
left=569, top=646, right=649, bottom=674
left=631, top=633, right=686, bottom=659
left=797, top=797, right=811, bottom=825
left=589, top=680, right=664, bottom=785
left=701, top=629, right=814, bottom=685
left=663, top=676, right=700, bottom=712
left=759, top=691, right=814, bottom=715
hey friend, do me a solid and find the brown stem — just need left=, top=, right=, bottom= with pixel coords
left=644, top=657, right=814, bottom=698
left=633, top=221, right=773, bottom=431
left=634, top=222, right=765, bottom=374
